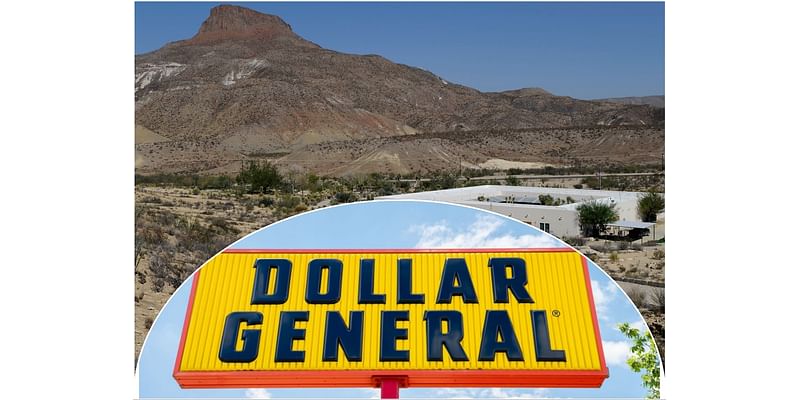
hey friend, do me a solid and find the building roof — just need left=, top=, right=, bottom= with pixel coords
left=376, top=185, right=644, bottom=206
left=608, top=220, right=655, bottom=229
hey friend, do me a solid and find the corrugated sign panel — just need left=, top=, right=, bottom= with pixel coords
left=174, top=248, right=607, bottom=388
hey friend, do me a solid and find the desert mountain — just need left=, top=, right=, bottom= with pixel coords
left=595, top=95, right=665, bottom=108
left=135, top=5, right=664, bottom=175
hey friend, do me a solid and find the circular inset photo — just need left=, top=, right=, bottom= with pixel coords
left=136, top=200, right=662, bottom=399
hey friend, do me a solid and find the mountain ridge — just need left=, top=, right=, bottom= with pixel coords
left=595, top=95, right=665, bottom=108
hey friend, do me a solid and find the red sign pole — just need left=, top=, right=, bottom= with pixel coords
left=373, top=376, right=408, bottom=399
left=380, top=379, right=400, bottom=399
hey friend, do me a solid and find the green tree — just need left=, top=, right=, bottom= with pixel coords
left=638, top=191, right=665, bottom=222
left=618, top=323, right=661, bottom=399
left=576, top=201, right=618, bottom=237
left=236, top=161, right=283, bottom=193
left=332, top=191, right=357, bottom=204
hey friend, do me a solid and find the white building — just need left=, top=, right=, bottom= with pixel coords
left=376, top=185, right=650, bottom=238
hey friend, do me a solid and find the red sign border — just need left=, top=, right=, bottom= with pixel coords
left=173, top=248, right=608, bottom=388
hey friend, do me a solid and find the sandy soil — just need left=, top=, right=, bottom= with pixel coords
left=135, top=124, right=171, bottom=144
left=477, top=158, right=553, bottom=170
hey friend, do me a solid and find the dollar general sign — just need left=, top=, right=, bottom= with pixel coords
left=173, top=248, right=608, bottom=388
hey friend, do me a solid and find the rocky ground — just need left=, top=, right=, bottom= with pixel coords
left=578, top=236, right=665, bottom=362
left=136, top=125, right=665, bottom=176
left=135, top=187, right=278, bottom=358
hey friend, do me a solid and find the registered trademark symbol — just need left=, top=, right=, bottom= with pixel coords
left=552, top=310, right=561, bottom=317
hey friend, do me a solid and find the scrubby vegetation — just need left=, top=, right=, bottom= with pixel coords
left=134, top=165, right=666, bottom=358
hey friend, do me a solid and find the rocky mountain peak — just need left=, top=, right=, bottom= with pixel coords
left=186, top=5, right=297, bottom=45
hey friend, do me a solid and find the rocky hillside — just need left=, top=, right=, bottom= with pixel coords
left=596, top=95, right=665, bottom=108
left=135, top=5, right=664, bottom=175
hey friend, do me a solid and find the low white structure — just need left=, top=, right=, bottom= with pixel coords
left=377, top=185, right=648, bottom=238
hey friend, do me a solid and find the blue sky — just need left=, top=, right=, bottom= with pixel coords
left=137, top=200, right=661, bottom=399
left=135, top=2, right=664, bottom=99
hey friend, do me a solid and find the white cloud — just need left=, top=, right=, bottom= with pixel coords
left=591, top=279, right=618, bottom=321
left=427, top=388, right=549, bottom=399
left=244, top=388, right=272, bottom=399
left=411, top=215, right=561, bottom=249
left=629, top=320, right=647, bottom=333
left=603, top=340, right=632, bottom=366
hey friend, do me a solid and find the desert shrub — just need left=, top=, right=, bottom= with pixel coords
left=140, top=196, right=162, bottom=204
left=563, top=236, right=586, bottom=247
left=425, top=172, right=460, bottom=190
left=209, top=217, right=236, bottom=233
left=277, top=195, right=301, bottom=209
left=589, top=242, right=612, bottom=253
left=294, top=204, right=308, bottom=213
left=652, top=249, right=665, bottom=260
left=145, top=317, right=154, bottom=330
left=333, top=191, right=357, bottom=204
left=165, top=264, right=189, bottom=290
left=198, top=175, right=233, bottom=190
left=152, top=277, right=165, bottom=293
left=650, top=289, right=665, bottom=312
left=147, top=251, right=173, bottom=293
left=258, top=196, right=275, bottom=207
left=618, top=241, right=630, bottom=251
left=148, top=252, right=167, bottom=277
left=573, top=183, right=583, bottom=189
left=610, top=252, right=620, bottom=263
left=582, top=177, right=601, bottom=189
left=135, top=173, right=233, bottom=189
left=538, top=194, right=555, bottom=205
left=626, top=287, right=649, bottom=309
left=153, top=210, right=178, bottom=227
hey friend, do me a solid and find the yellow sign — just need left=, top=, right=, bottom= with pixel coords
left=174, top=248, right=607, bottom=388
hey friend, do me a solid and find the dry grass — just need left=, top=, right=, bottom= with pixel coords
left=651, top=288, right=665, bottom=312
left=625, top=287, right=649, bottom=309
